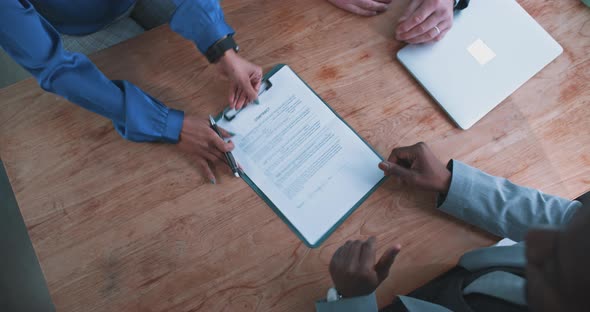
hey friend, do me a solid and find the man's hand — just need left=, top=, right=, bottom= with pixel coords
left=378, top=142, right=451, bottom=193
left=396, top=0, right=455, bottom=44
left=217, top=50, right=262, bottom=110
left=330, top=237, right=401, bottom=298
left=177, top=115, right=234, bottom=184
left=327, top=0, right=392, bottom=17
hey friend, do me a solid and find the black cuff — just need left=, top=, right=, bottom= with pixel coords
left=455, top=0, right=470, bottom=10
left=436, top=160, right=455, bottom=206
left=205, top=35, right=238, bottom=64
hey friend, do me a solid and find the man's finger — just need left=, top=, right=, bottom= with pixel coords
left=233, top=88, right=243, bottom=109
left=242, top=81, right=258, bottom=105
left=391, top=145, right=420, bottom=164
left=235, top=87, right=248, bottom=110
left=347, top=240, right=363, bottom=271
left=405, top=27, right=439, bottom=44
left=198, top=160, right=216, bottom=184
left=357, top=0, right=388, bottom=13
left=433, top=20, right=452, bottom=42
left=208, top=129, right=234, bottom=153
left=359, top=237, right=377, bottom=269
left=398, top=0, right=434, bottom=33
left=203, top=150, right=224, bottom=163
left=386, top=149, right=400, bottom=165
left=250, top=70, right=262, bottom=94
left=406, top=19, right=451, bottom=44
left=217, top=126, right=234, bottom=139
left=398, top=11, right=443, bottom=41
left=339, top=241, right=354, bottom=266
left=398, top=0, right=422, bottom=24
left=229, top=85, right=238, bottom=109
left=379, top=161, right=414, bottom=179
left=375, top=0, right=393, bottom=4
left=331, top=243, right=349, bottom=269
left=375, top=244, right=401, bottom=282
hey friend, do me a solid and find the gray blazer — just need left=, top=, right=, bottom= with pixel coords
left=316, top=160, right=582, bottom=312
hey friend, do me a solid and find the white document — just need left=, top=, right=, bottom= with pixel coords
left=217, top=65, right=384, bottom=247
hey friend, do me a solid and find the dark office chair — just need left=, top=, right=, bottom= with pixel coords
left=0, top=160, right=55, bottom=311
left=576, top=190, right=590, bottom=209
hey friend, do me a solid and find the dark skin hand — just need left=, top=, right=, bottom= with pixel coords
left=378, top=142, right=451, bottom=193
left=177, top=115, right=234, bottom=184
left=378, top=142, right=590, bottom=311
left=330, top=237, right=401, bottom=298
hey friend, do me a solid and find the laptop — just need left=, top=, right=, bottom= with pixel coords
left=397, top=0, right=563, bottom=130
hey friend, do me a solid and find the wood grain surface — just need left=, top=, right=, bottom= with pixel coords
left=0, top=0, right=589, bottom=311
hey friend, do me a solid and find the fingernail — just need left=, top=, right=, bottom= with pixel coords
left=379, top=161, right=391, bottom=170
left=210, top=178, right=216, bottom=185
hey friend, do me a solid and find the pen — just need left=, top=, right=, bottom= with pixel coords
left=209, top=115, right=240, bottom=178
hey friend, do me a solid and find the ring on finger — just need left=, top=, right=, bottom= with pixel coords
left=433, top=25, right=441, bottom=36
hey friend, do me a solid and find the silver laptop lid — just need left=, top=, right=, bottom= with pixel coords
left=397, top=0, right=562, bottom=129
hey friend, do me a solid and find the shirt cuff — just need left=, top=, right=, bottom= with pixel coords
left=436, top=160, right=475, bottom=217
left=315, top=292, right=378, bottom=312
left=162, top=108, right=184, bottom=143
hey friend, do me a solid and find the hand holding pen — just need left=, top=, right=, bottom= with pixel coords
left=198, top=80, right=267, bottom=182
left=176, top=115, right=235, bottom=184
left=209, top=115, right=241, bottom=179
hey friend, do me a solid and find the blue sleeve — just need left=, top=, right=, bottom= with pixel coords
left=169, top=0, right=235, bottom=54
left=315, top=292, right=378, bottom=312
left=0, top=0, right=184, bottom=143
left=437, top=160, right=582, bottom=241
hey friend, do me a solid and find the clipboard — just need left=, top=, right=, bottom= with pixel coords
left=216, top=64, right=387, bottom=248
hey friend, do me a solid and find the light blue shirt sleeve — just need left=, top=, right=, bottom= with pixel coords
left=0, top=0, right=184, bottom=143
left=398, top=296, right=453, bottom=312
left=170, top=0, right=235, bottom=54
left=315, top=292, right=378, bottom=312
left=438, top=160, right=582, bottom=241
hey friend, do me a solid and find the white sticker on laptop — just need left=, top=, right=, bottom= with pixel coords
left=467, top=39, right=496, bottom=65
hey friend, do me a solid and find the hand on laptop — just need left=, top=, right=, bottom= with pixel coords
left=396, top=0, right=454, bottom=44
left=330, top=237, right=401, bottom=297
left=327, top=0, right=392, bottom=16
left=379, top=142, right=451, bottom=193
left=177, top=115, right=235, bottom=184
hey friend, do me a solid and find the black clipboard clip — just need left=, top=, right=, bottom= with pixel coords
left=223, top=79, right=272, bottom=121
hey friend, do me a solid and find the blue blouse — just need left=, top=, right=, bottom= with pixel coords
left=0, top=0, right=234, bottom=143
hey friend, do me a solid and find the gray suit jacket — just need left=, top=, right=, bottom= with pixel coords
left=316, top=160, right=582, bottom=312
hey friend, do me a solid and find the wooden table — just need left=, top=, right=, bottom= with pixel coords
left=1, top=0, right=589, bottom=311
